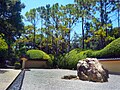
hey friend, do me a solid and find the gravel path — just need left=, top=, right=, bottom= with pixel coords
left=21, top=69, right=120, bottom=90
left=0, top=69, right=21, bottom=90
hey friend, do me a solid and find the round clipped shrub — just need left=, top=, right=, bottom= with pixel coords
left=27, top=50, right=50, bottom=60
left=26, top=49, right=52, bottom=67
left=92, top=38, right=120, bottom=58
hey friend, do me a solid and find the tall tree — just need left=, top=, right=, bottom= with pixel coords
left=37, top=6, right=46, bottom=49
left=98, top=0, right=116, bottom=37
left=74, top=0, right=96, bottom=49
left=0, top=0, right=25, bottom=57
left=62, top=4, right=79, bottom=52
left=25, top=8, right=39, bottom=49
left=37, top=5, right=51, bottom=53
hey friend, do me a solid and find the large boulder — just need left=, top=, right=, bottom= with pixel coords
left=77, top=58, right=109, bottom=82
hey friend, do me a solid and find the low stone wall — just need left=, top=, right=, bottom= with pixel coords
left=24, top=60, right=48, bottom=68
left=98, top=58, right=120, bottom=73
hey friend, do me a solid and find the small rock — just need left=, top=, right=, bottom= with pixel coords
left=61, top=75, right=77, bottom=80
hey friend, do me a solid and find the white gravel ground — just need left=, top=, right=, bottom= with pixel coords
left=21, top=69, right=120, bottom=90
left=0, top=69, right=21, bottom=90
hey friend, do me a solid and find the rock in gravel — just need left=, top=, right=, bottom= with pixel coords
left=61, top=75, right=77, bottom=80
left=77, top=58, right=109, bottom=82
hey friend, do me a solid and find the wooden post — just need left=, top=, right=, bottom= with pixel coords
left=21, top=58, right=27, bottom=69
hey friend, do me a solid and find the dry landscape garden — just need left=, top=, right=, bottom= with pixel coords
left=0, top=0, right=120, bottom=90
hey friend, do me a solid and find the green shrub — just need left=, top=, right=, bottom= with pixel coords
left=59, top=38, right=120, bottom=69
left=78, top=50, right=93, bottom=59
left=0, top=37, right=8, bottom=58
left=59, top=48, right=83, bottom=69
left=26, top=49, right=52, bottom=67
left=14, top=62, right=21, bottom=69
left=57, top=54, right=66, bottom=68
left=59, top=49, right=95, bottom=69
left=66, top=49, right=93, bottom=69
left=49, top=54, right=54, bottom=61
left=27, top=50, right=50, bottom=60
left=92, top=38, right=120, bottom=58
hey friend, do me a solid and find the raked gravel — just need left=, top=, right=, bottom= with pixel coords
left=21, top=69, right=120, bottom=90
left=0, top=69, right=21, bottom=90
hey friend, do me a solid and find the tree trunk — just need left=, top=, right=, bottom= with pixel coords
left=118, top=1, right=120, bottom=36
left=100, top=0, right=104, bottom=26
left=68, top=30, right=70, bottom=52
left=82, top=17, right=84, bottom=49
left=104, top=0, right=108, bottom=37
left=33, top=22, right=36, bottom=49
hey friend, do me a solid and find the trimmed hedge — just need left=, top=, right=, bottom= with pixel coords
left=26, top=50, right=50, bottom=60
left=58, top=48, right=83, bottom=69
left=26, top=38, right=120, bottom=69
left=26, top=50, right=52, bottom=67
left=59, top=38, right=120, bottom=69
left=92, top=37, right=120, bottom=58
left=65, top=49, right=93, bottom=69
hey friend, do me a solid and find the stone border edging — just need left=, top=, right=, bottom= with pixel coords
left=6, top=69, right=25, bottom=90
left=98, top=58, right=120, bottom=61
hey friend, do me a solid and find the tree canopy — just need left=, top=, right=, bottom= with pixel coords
left=0, top=0, right=25, bottom=38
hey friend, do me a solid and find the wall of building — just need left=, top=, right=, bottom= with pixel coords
left=25, top=60, right=48, bottom=68
left=99, top=59, right=120, bottom=73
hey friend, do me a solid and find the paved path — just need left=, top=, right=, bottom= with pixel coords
left=21, top=69, right=120, bottom=90
left=0, top=69, right=21, bottom=90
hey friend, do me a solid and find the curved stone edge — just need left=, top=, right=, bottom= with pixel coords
left=6, top=69, right=25, bottom=90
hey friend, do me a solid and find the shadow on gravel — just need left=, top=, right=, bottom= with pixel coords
left=6, top=70, right=25, bottom=90
left=110, top=72, right=120, bottom=75
left=0, top=70, right=8, bottom=74
left=24, top=69, right=31, bottom=71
